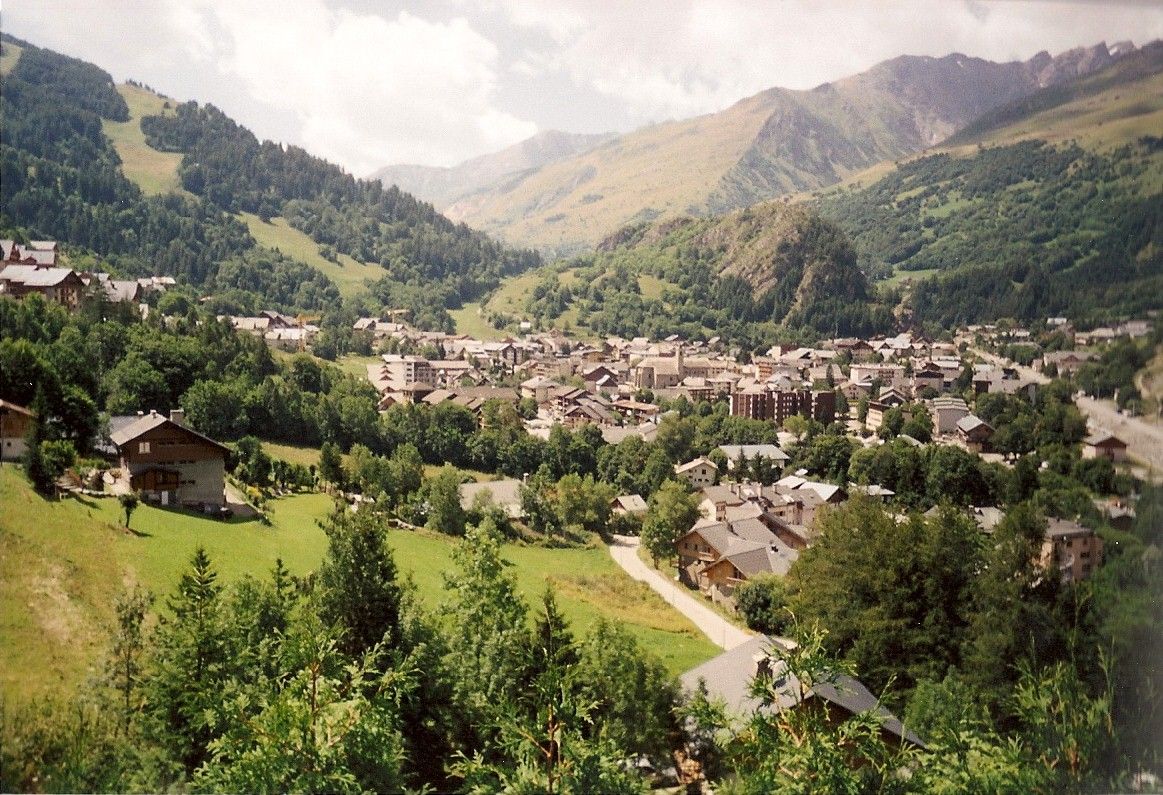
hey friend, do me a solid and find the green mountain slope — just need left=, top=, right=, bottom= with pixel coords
left=0, top=34, right=539, bottom=322
left=810, top=43, right=1163, bottom=329
left=502, top=202, right=894, bottom=345
left=411, top=42, right=1137, bottom=256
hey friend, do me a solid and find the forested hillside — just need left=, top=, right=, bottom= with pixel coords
left=509, top=202, right=894, bottom=346
left=816, top=137, right=1163, bottom=328
left=0, top=35, right=539, bottom=320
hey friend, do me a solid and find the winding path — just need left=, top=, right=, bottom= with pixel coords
left=607, top=534, right=754, bottom=650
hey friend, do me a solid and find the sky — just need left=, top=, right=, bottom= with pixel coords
left=4, top=1, right=1162, bottom=176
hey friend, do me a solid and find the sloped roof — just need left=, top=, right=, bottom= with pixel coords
left=109, top=412, right=228, bottom=452
left=0, top=399, right=35, bottom=417
left=0, top=265, right=76, bottom=287
left=679, top=635, right=921, bottom=745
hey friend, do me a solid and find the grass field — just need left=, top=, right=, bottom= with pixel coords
left=335, top=353, right=382, bottom=379
left=104, top=84, right=185, bottom=196
left=449, top=303, right=506, bottom=340
left=0, top=40, right=22, bottom=76
left=1, top=465, right=716, bottom=701
left=239, top=213, right=384, bottom=298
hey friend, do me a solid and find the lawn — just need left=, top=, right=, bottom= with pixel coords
left=387, top=528, right=719, bottom=676
left=1, top=465, right=717, bottom=700
left=450, top=303, right=506, bottom=340
left=103, top=83, right=185, bottom=196
left=239, top=213, right=384, bottom=298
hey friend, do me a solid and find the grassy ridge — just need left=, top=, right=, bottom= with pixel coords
left=103, top=84, right=185, bottom=196
left=0, top=466, right=716, bottom=702
left=0, top=40, right=22, bottom=76
left=239, top=213, right=384, bottom=298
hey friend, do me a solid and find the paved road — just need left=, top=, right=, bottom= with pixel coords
left=974, top=347, right=1163, bottom=475
left=607, top=535, right=754, bottom=650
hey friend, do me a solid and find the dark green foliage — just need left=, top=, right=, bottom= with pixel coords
left=317, top=508, right=403, bottom=659
left=819, top=138, right=1163, bottom=327
left=734, top=575, right=793, bottom=636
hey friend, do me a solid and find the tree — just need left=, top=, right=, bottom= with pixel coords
left=105, top=587, right=153, bottom=736
left=424, top=465, right=466, bottom=536
left=119, top=492, right=140, bottom=529
left=640, top=480, right=701, bottom=567
left=318, top=441, right=344, bottom=488
left=317, top=507, right=403, bottom=660
left=734, top=575, right=792, bottom=636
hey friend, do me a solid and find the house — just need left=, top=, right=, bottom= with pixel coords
left=676, top=519, right=799, bottom=602
left=956, top=414, right=994, bottom=452
left=459, top=478, right=525, bottom=519
left=930, top=396, right=970, bottom=435
left=0, top=265, right=85, bottom=309
left=0, top=399, right=35, bottom=462
left=611, top=494, right=648, bottom=516
left=1041, top=518, right=1104, bottom=583
left=680, top=635, right=922, bottom=745
left=109, top=410, right=228, bottom=510
left=674, top=457, right=718, bottom=488
left=1083, top=431, right=1128, bottom=463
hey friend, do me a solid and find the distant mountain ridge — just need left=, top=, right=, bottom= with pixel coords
left=371, top=129, right=616, bottom=209
left=383, top=41, right=1142, bottom=256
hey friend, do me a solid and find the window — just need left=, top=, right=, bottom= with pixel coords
left=138, top=441, right=151, bottom=454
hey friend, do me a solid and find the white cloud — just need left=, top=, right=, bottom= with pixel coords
left=206, top=1, right=537, bottom=173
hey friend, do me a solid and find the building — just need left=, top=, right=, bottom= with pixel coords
left=459, top=478, right=525, bottom=519
left=674, top=457, right=718, bottom=488
left=731, top=387, right=835, bottom=426
left=956, top=414, right=994, bottom=453
left=109, top=410, right=228, bottom=510
left=1083, top=431, right=1128, bottom=463
left=1041, top=518, right=1104, bottom=583
left=0, top=399, right=35, bottom=462
left=0, top=265, right=85, bottom=309
left=930, top=396, right=970, bottom=435
left=680, top=635, right=922, bottom=745
left=676, top=518, right=799, bottom=602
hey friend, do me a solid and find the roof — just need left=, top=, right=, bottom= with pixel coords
left=718, top=444, right=790, bottom=463
left=956, top=414, right=992, bottom=434
left=675, top=456, right=718, bottom=474
left=1045, top=518, right=1094, bottom=539
left=679, top=635, right=921, bottom=745
left=0, top=399, right=35, bottom=417
left=612, top=494, right=648, bottom=513
left=1084, top=432, right=1126, bottom=448
left=0, top=265, right=77, bottom=287
left=108, top=412, right=229, bottom=453
left=459, top=478, right=525, bottom=517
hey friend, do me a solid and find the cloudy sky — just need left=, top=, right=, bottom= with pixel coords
left=5, top=1, right=1162, bottom=175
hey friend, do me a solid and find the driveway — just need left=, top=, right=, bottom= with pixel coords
left=608, top=535, right=754, bottom=650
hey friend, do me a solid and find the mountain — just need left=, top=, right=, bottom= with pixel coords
left=371, top=129, right=615, bottom=208
left=414, top=42, right=1136, bottom=257
left=810, top=42, right=1163, bottom=329
left=0, top=34, right=539, bottom=325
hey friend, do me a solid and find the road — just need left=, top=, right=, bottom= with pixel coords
left=607, top=535, right=754, bottom=650
left=974, top=347, right=1162, bottom=475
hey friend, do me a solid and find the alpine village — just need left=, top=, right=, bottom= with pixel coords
left=2, top=17, right=1163, bottom=795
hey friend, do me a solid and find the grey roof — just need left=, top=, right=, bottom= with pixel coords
left=459, top=478, right=524, bottom=517
left=108, top=412, right=228, bottom=452
left=1084, top=431, right=1125, bottom=447
left=718, top=443, right=790, bottom=463
left=720, top=543, right=798, bottom=578
left=956, top=414, right=991, bottom=433
left=612, top=494, right=648, bottom=513
left=679, top=635, right=921, bottom=745
left=0, top=265, right=75, bottom=287
left=1046, top=517, right=1093, bottom=539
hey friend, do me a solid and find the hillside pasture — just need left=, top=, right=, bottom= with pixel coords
left=240, top=213, right=384, bottom=298
left=104, top=83, right=185, bottom=196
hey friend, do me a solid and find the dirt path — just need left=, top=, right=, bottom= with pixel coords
left=607, top=535, right=754, bottom=650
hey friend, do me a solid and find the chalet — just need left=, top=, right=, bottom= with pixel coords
left=912, top=361, right=945, bottom=393
left=109, top=410, right=228, bottom=510
left=676, top=519, right=799, bottom=601
left=0, top=400, right=35, bottom=462
left=674, top=456, right=718, bottom=488
left=1041, top=518, right=1104, bottom=583
left=1037, top=350, right=1093, bottom=376
left=611, top=494, right=648, bottom=516
left=865, top=400, right=890, bottom=432
left=956, top=414, right=994, bottom=452
left=0, top=265, right=85, bottom=310
left=680, top=636, right=922, bottom=745
left=1083, top=431, right=1128, bottom=463
left=930, top=396, right=970, bottom=435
